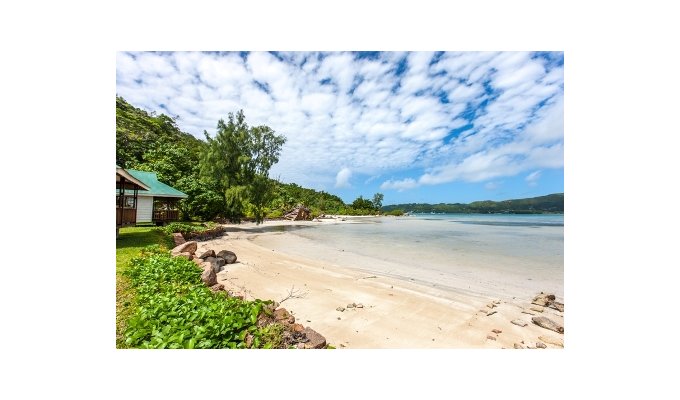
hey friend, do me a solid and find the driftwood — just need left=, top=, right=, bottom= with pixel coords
left=532, top=316, right=564, bottom=334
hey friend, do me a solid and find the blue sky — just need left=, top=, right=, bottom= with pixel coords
left=116, top=51, right=563, bottom=205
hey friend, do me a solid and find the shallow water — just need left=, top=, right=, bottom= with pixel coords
left=251, top=214, right=564, bottom=299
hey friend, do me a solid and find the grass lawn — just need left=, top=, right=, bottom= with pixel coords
left=116, top=225, right=173, bottom=348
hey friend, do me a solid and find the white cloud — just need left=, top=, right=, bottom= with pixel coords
left=380, top=178, right=419, bottom=191
left=525, top=170, right=542, bottom=186
left=335, top=167, right=352, bottom=188
left=116, top=51, right=563, bottom=191
left=484, top=181, right=501, bottom=190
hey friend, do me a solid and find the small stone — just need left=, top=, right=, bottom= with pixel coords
left=296, top=343, right=305, bottom=349
left=532, top=316, right=564, bottom=334
left=511, top=319, right=528, bottom=327
left=486, top=335, right=497, bottom=341
left=536, top=342, right=547, bottom=349
left=486, top=303, right=495, bottom=308
left=539, top=335, right=564, bottom=347
left=493, top=300, right=501, bottom=305
left=337, top=317, right=341, bottom=320
left=522, top=310, right=536, bottom=315
left=530, top=306, right=544, bottom=313
left=487, top=310, right=497, bottom=316
left=336, top=307, right=345, bottom=312
left=514, top=343, right=525, bottom=349
left=492, top=329, right=502, bottom=334
left=356, top=303, right=363, bottom=308
left=346, top=303, right=355, bottom=309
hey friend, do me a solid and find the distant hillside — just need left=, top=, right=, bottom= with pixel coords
left=382, top=193, right=564, bottom=214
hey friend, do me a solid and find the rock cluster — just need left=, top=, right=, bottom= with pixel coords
left=168, top=241, right=327, bottom=349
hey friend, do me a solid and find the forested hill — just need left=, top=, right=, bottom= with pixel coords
left=382, top=193, right=564, bottom=214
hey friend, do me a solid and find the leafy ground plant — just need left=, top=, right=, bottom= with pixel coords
left=122, top=247, right=279, bottom=349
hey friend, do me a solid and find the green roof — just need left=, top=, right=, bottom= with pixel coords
left=126, top=169, right=188, bottom=198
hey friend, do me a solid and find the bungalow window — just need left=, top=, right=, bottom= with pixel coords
left=124, top=196, right=136, bottom=208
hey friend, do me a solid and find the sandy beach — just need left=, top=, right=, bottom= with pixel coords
left=196, top=219, right=564, bottom=349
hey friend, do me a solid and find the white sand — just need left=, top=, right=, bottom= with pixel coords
left=197, top=220, right=564, bottom=349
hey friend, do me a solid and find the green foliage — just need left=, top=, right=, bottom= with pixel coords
left=381, top=193, right=565, bottom=214
left=200, top=110, right=286, bottom=224
left=162, top=222, right=218, bottom=237
left=386, top=209, right=405, bottom=216
left=122, top=248, right=279, bottom=349
left=372, top=193, right=384, bottom=210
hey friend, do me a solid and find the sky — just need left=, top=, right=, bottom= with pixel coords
left=116, top=51, right=563, bottom=205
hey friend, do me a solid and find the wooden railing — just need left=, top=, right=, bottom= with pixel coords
left=153, top=209, right=179, bottom=222
left=116, top=207, right=137, bottom=226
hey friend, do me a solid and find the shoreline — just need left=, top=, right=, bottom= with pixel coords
left=197, top=220, right=564, bottom=348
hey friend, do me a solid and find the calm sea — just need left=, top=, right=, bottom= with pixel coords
left=251, top=214, right=564, bottom=299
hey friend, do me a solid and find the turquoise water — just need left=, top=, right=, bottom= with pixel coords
left=252, top=214, right=564, bottom=299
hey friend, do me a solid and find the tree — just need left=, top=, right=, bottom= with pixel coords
left=200, top=110, right=286, bottom=223
left=372, top=192, right=384, bottom=211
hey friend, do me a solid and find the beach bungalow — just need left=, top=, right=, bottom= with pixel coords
left=125, top=169, right=188, bottom=225
left=116, top=166, right=150, bottom=235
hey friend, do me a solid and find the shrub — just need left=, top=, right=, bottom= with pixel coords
left=122, top=248, right=279, bottom=349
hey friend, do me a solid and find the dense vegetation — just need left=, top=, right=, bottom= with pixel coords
left=122, top=246, right=282, bottom=349
left=116, top=96, right=382, bottom=221
left=382, top=193, right=564, bottom=214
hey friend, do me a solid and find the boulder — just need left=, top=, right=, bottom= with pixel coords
left=206, top=257, right=226, bottom=273
left=178, top=252, right=194, bottom=260
left=192, top=258, right=203, bottom=267
left=197, top=249, right=215, bottom=259
left=532, top=292, right=556, bottom=307
left=172, top=233, right=186, bottom=246
left=201, top=266, right=217, bottom=286
left=171, top=241, right=197, bottom=255
left=532, top=316, right=564, bottom=334
left=549, top=302, right=564, bottom=312
left=538, top=335, right=564, bottom=348
left=302, top=327, right=326, bottom=349
left=511, top=319, right=528, bottom=327
left=292, top=323, right=305, bottom=333
left=216, top=250, right=237, bottom=264
left=530, top=306, right=544, bottom=313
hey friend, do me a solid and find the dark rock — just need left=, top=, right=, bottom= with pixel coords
left=356, top=304, right=364, bottom=308
left=486, top=310, right=497, bottom=316
left=198, top=249, right=215, bottom=259
left=208, top=257, right=226, bottom=273
left=216, top=250, right=237, bottom=264
left=171, top=241, right=197, bottom=255
left=486, top=335, right=497, bottom=341
left=511, top=319, right=528, bottom=327
left=201, top=266, right=217, bottom=286
left=536, top=342, right=547, bottom=349
left=292, top=323, right=305, bottom=333
left=302, top=327, right=326, bottom=349
left=492, top=329, right=502, bottom=334
left=532, top=316, right=564, bottom=334
left=549, top=302, right=564, bottom=312
left=336, top=307, right=345, bottom=312
left=210, top=283, right=225, bottom=292
left=346, top=303, right=355, bottom=309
